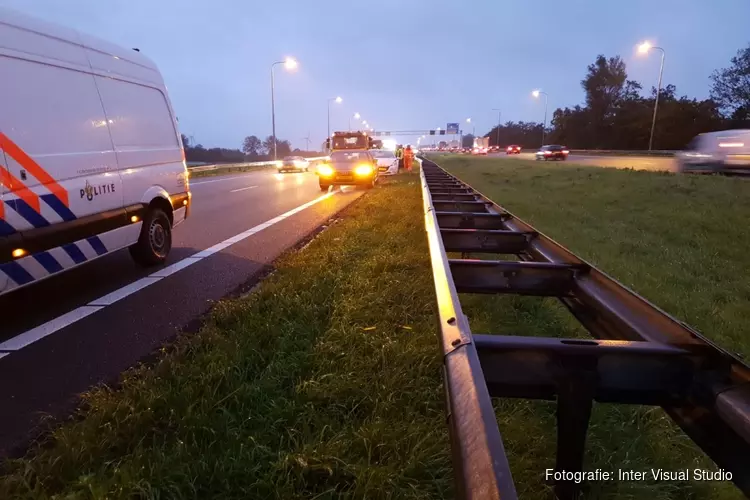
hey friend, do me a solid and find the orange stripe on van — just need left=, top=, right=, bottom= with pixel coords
left=0, top=167, right=41, bottom=213
left=0, top=132, right=69, bottom=207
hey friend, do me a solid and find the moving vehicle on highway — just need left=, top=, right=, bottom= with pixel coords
left=317, top=150, right=378, bottom=190
left=506, top=145, right=522, bottom=154
left=370, top=149, right=399, bottom=175
left=0, top=7, right=189, bottom=297
left=535, top=145, right=569, bottom=161
left=472, top=137, right=489, bottom=155
left=278, top=156, right=310, bottom=173
left=676, top=129, right=750, bottom=175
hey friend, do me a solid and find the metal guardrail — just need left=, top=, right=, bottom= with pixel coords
left=420, top=158, right=750, bottom=500
left=187, top=157, right=329, bottom=174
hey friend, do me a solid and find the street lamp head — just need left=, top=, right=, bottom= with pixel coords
left=638, top=41, right=652, bottom=54
left=354, top=112, right=361, bottom=119
left=532, top=90, right=541, bottom=98
left=335, top=96, right=343, bottom=104
left=284, top=57, right=298, bottom=70
left=466, top=118, right=471, bottom=123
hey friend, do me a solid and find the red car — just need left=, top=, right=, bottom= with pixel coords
left=506, top=145, right=522, bottom=154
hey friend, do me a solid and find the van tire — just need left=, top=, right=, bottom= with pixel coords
left=130, top=208, right=172, bottom=266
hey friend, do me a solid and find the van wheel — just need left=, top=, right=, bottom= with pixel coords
left=320, top=183, right=330, bottom=192
left=130, top=208, right=172, bottom=266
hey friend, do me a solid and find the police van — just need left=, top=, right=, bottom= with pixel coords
left=0, top=7, right=190, bottom=296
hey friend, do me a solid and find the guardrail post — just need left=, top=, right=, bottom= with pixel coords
left=553, top=358, right=597, bottom=500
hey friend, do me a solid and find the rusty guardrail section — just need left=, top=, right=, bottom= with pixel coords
left=419, top=158, right=750, bottom=500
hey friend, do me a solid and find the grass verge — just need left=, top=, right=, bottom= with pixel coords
left=0, top=173, right=452, bottom=499
left=435, top=154, right=750, bottom=360
left=432, top=154, right=746, bottom=499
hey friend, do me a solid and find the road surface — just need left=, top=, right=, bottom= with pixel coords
left=0, top=169, right=364, bottom=456
left=496, top=152, right=676, bottom=171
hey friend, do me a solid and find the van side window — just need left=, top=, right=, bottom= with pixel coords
left=0, top=56, right=113, bottom=160
left=94, top=77, right=178, bottom=150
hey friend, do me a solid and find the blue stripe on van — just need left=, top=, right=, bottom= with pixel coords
left=40, top=194, right=76, bottom=222
left=0, top=217, right=15, bottom=237
left=0, top=261, right=34, bottom=286
left=86, top=237, right=107, bottom=256
left=5, top=199, right=49, bottom=229
left=63, top=244, right=87, bottom=264
left=33, top=251, right=64, bottom=274
left=41, top=193, right=108, bottom=256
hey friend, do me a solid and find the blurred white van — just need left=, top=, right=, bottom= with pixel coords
left=0, top=7, right=190, bottom=296
left=676, top=129, right=750, bottom=175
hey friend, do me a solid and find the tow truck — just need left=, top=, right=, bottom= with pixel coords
left=324, top=131, right=377, bottom=152
left=318, top=131, right=379, bottom=190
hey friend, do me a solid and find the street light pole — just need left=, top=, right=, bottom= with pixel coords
left=327, top=96, right=342, bottom=150
left=640, top=44, right=665, bottom=151
left=492, top=109, right=502, bottom=147
left=532, top=90, right=549, bottom=146
left=270, top=58, right=297, bottom=161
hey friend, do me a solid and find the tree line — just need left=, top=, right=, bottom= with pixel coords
left=182, top=134, right=320, bottom=164
left=485, top=43, right=750, bottom=150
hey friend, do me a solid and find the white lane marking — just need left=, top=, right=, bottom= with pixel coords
left=0, top=306, right=104, bottom=351
left=149, top=257, right=202, bottom=278
left=89, top=277, right=161, bottom=306
left=230, top=185, right=258, bottom=193
left=190, top=175, right=261, bottom=186
left=0, top=191, right=336, bottom=356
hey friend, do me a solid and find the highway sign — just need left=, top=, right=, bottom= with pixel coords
left=446, top=123, right=459, bottom=134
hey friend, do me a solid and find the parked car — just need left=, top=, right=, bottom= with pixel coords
left=317, top=150, right=378, bottom=190
left=370, top=149, right=399, bottom=175
left=506, top=145, right=522, bottom=154
left=676, top=130, right=750, bottom=175
left=0, top=6, right=189, bottom=297
left=535, top=145, right=569, bottom=161
left=278, top=156, right=309, bottom=172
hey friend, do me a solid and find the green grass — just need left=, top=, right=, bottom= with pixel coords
left=0, top=173, right=453, bottom=499
left=432, top=155, right=747, bottom=499
left=436, top=155, right=750, bottom=361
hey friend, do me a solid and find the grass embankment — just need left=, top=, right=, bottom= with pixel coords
left=435, top=154, right=747, bottom=499
left=438, top=155, right=750, bottom=361
left=0, top=174, right=453, bottom=499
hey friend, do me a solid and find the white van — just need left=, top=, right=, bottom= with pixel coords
left=0, top=7, right=190, bottom=296
left=676, top=129, right=750, bottom=175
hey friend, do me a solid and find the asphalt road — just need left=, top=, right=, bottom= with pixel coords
left=494, top=152, right=676, bottom=171
left=0, top=169, right=364, bottom=456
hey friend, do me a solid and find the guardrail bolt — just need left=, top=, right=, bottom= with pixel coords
left=447, top=317, right=457, bottom=325
left=451, top=339, right=461, bottom=347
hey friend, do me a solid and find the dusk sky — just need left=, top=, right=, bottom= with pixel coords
left=4, top=0, right=749, bottom=150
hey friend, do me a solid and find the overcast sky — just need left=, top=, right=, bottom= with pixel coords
left=3, top=0, right=749, bottom=149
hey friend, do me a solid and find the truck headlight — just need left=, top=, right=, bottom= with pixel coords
left=318, top=164, right=334, bottom=177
